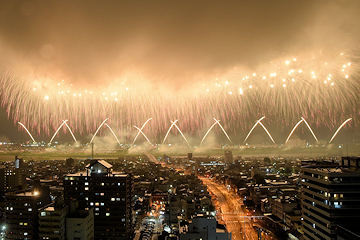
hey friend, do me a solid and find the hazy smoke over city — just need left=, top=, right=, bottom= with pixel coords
left=1, top=0, right=359, bottom=88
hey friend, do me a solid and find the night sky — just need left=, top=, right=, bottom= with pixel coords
left=0, top=0, right=359, bottom=143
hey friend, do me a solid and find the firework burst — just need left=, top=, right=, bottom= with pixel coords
left=1, top=50, right=359, bottom=142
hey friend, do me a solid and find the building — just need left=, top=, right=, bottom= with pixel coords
left=271, top=196, right=300, bottom=222
left=179, top=215, right=231, bottom=240
left=5, top=189, right=51, bottom=239
left=301, top=157, right=360, bottom=240
left=15, top=156, right=24, bottom=169
left=66, top=200, right=94, bottom=240
left=63, top=160, right=133, bottom=240
left=0, top=166, right=24, bottom=194
left=38, top=197, right=69, bottom=240
left=224, top=151, right=233, bottom=164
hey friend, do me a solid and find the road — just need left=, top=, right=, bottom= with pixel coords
left=144, top=152, right=159, bottom=163
left=201, top=178, right=272, bottom=240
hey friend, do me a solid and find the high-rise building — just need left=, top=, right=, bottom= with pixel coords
left=224, top=151, right=233, bottom=164
left=63, top=160, right=133, bottom=240
left=301, top=157, right=360, bottom=240
left=0, top=166, right=24, bottom=196
left=5, top=189, right=51, bottom=239
left=38, top=197, right=69, bottom=240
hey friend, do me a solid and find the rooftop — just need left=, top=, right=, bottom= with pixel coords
left=85, top=159, right=113, bottom=169
left=316, top=167, right=343, bottom=173
left=7, top=190, right=40, bottom=197
left=66, top=171, right=128, bottom=177
left=44, top=206, right=55, bottom=212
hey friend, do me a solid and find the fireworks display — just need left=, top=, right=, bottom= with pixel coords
left=1, top=1, right=360, bottom=145
left=1, top=50, right=359, bottom=144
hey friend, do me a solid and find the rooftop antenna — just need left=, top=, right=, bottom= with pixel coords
left=91, top=142, right=94, bottom=160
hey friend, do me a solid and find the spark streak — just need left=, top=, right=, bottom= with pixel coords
left=200, top=120, right=220, bottom=146
left=301, top=117, right=319, bottom=143
left=243, top=116, right=265, bottom=144
left=329, top=118, right=352, bottom=143
left=63, top=121, right=77, bottom=142
left=162, top=120, right=190, bottom=146
left=49, top=120, right=69, bottom=144
left=133, top=126, right=152, bottom=145
left=285, top=117, right=319, bottom=144
left=200, top=118, right=232, bottom=146
left=89, top=118, right=109, bottom=144
left=163, top=120, right=179, bottom=144
left=258, top=121, right=276, bottom=144
left=18, top=122, right=36, bottom=143
left=104, top=123, right=121, bottom=146
left=285, top=119, right=303, bottom=144
left=213, top=118, right=233, bottom=144
left=132, top=118, right=152, bottom=145
left=171, top=121, right=190, bottom=146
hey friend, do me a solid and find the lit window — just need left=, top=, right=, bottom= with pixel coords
left=41, top=212, right=46, bottom=216
left=101, top=203, right=104, bottom=206
left=85, top=182, right=89, bottom=185
left=24, top=223, right=27, bottom=226
left=19, top=222, right=23, bottom=225
left=95, top=213, right=99, bottom=215
left=111, top=198, right=115, bottom=201
left=95, top=202, right=99, bottom=206
left=101, top=183, right=105, bottom=186
left=95, top=208, right=99, bottom=211
left=28, top=208, right=32, bottom=211
left=90, top=202, right=94, bottom=206
left=85, top=187, right=89, bottom=191
left=98, top=170, right=101, bottom=173
left=24, top=233, right=28, bottom=236
left=101, top=193, right=104, bottom=196
left=106, top=213, right=110, bottom=216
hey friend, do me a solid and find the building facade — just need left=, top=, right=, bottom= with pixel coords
left=64, top=160, right=133, bottom=240
left=5, top=189, right=51, bottom=239
left=38, top=198, right=69, bottom=240
left=301, top=157, right=360, bottom=240
left=0, top=166, right=24, bottom=194
left=66, top=201, right=94, bottom=240
left=179, top=216, right=231, bottom=240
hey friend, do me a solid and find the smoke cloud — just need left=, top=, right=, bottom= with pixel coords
left=1, top=0, right=360, bottom=89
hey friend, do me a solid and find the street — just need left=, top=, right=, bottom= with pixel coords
left=201, top=178, right=272, bottom=240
